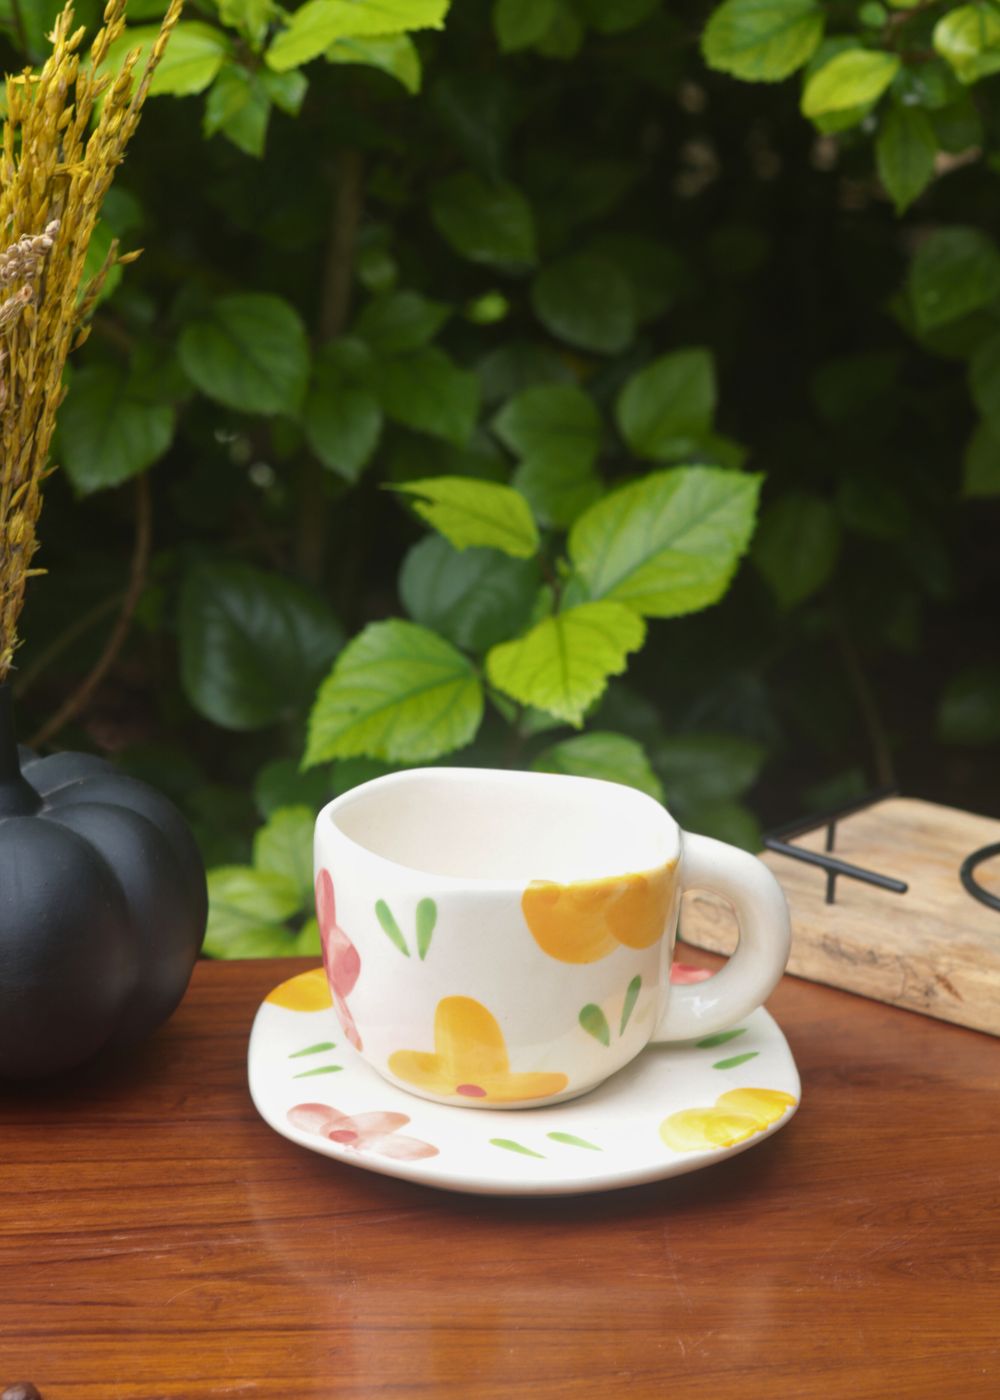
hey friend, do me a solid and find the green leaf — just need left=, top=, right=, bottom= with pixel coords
left=535, top=0, right=584, bottom=57
left=531, top=254, right=636, bottom=355
left=415, top=897, right=437, bottom=959
left=512, top=457, right=604, bottom=530
left=267, top=0, right=449, bottom=70
left=533, top=732, right=664, bottom=801
left=713, top=1051, right=760, bottom=1070
left=179, top=560, right=344, bottom=730
left=260, top=67, right=310, bottom=114
left=399, top=535, right=540, bottom=652
left=293, top=1063, right=343, bottom=1077
left=938, top=665, right=1000, bottom=744
left=697, top=1027, right=747, bottom=1048
left=375, top=898, right=411, bottom=955
left=102, top=23, right=231, bottom=97
left=909, top=227, right=1000, bottom=331
left=326, top=33, right=422, bottom=92
left=751, top=492, right=840, bottom=608
left=579, top=1004, right=611, bottom=1046
left=653, top=733, right=765, bottom=805
left=289, top=1040, right=338, bottom=1057
left=392, top=476, right=540, bottom=558
left=305, top=619, right=484, bottom=764
left=205, top=66, right=272, bottom=157
left=372, top=347, right=480, bottom=445
left=58, top=363, right=174, bottom=496
left=486, top=602, right=646, bottom=725
left=219, top=0, right=276, bottom=46
left=684, top=800, right=762, bottom=851
left=801, top=48, right=900, bottom=119
left=178, top=293, right=310, bottom=414
left=430, top=172, right=537, bottom=268
left=702, top=0, right=823, bottom=82
left=490, top=1138, right=545, bottom=1157
left=493, top=384, right=601, bottom=470
left=204, top=866, right=301, bottom=957
left=569, top=467, right=762, bottom=618
left=934, top=4, right=1000, bottom=84
left=355, top=290, right=450, bottom=353
left=254, top=759, right=333, bottom=818
left=493, top=0, right=556, bottom=52
left=302, top=343, right=382, bottom=482
left=876, top=103, right=937, bottom=215
left=619, top=974, right=642, bottom=1035
left=547, top=1131, right=601, bottom=1150
left=616, top=349, right=716, bottom=459
left=254, top=805, right=315, bottom=905
left=963, top=421, right=1000, bottom=498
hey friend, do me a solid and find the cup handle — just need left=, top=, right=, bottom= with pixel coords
left=655, top=831, right=791, bottom=1042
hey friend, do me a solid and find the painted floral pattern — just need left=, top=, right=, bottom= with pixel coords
left=388, top=995, right=569, bottom=1104
left=660, top=1087, right=797, bottom=1152
left=522, top=865, right=673, bottom=964
left=316, top=868, right=363, bottom=1052
left=288, top=1103, right=438, bottom=1160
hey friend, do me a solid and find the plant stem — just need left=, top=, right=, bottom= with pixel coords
left=295, top=149, right=364, bottom=585
left=29, top=474, right=153, bottom=747
left=832, top=606, right=896, bottom=790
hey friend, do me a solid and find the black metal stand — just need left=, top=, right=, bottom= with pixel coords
left=959, top=843, right=1000, bottom=913
left=764, top=788, right=908, bottom=906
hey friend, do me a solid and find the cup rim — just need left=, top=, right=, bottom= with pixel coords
left=316, top=766, right=680, bottom=891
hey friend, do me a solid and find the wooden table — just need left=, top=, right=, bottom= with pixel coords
left=2, top=955, right=998, bottom=1399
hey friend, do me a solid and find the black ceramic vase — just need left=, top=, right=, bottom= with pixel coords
left=0, top=685, right=207, bottom=1079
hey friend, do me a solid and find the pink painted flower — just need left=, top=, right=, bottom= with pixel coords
left=316, top=869, right=363, bottom=1052
left=670, top=962, right=713, bottom=984
left=288, top=1103, right=439, bottom=1161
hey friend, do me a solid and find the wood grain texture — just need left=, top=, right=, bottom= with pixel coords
left=1, top=956, right=998, bottom=1399
left=682, top=798, right=1000, bottom=1035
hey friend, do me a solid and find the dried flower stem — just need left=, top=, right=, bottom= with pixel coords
left=0, top=0, right=185, bottom=682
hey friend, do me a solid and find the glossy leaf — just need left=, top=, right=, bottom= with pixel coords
left=431, top=171, right=537, bottom=267
left=267, top=0, right=449, bottom=71
left=531, top=254, right=636, bottom=354
left=204, top=867, right=301, bottom=958
left=373, top=347, right=480, bottom=445
left=934, top=5, right=1000, bottom=84
left=876, top=104, right=937, bottom=215
left=801, top=48, right=900, bottom=119
left=305, top=619, right=484, bottom=764
left=59, top=363, right=174, bottom=496
left=179, top=560, right=344, bottom=730
left=486, top=602, right=646, bottom=725
left=178, top=293, right=310, bottom=414
left=493, top=0, right=556, bottom=51
left=253, top=805, right=315, bottom=905
left=399, top=535, right=540, bottom=652
left=568, top=467, right=762, bottom=618
left=533, top=731, right=664, bottom=801
left=616, top=349, right=716, bottom=459
left=103, top=22, right=231, bottom=96
left=752, top=492, right=841, bottom=608
left=702, top=0, right=823, bottom=82
left=392, top=476, right=540, bottom=557
left=355, top=290, right=450, bottom=353
left=653, top=733, right=765, bottom=805
left=302, top=343, right=382, bottom=481
left=909, top=227, right=1000, bottom=331
left=493, top=384, right=601, bottom=470
left=326, top=34, right=422, bottom=92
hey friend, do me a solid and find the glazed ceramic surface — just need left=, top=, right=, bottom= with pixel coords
left=313, top=769, right=791, bottom=1108
left=248, top=968, right=801, bottom=1197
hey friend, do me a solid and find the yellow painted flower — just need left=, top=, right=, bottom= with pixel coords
left=660, top=1088, right=796, bottom=1152
left=388, top=996, right=569, bottom=1103
left=522, top=864, right=673, bottom=964
left=265, top=968, right=332, bottom=1013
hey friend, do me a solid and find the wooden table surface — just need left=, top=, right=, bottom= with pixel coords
left=2, top=953, right=998, bottom=1399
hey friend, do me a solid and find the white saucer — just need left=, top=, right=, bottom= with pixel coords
left=248, top=968, right=801, bottom=1197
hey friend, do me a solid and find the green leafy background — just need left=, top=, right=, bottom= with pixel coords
left=4, top=0, right=997, bottom=956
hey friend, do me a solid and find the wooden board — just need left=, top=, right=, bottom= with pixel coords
left=680, top=797, right=1000, bottom=1037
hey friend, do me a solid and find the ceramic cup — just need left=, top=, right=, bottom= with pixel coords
left=313, top=767, right=790, bottom=1110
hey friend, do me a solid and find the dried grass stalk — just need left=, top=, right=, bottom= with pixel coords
left=0, top=0, right=185, bottom=681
